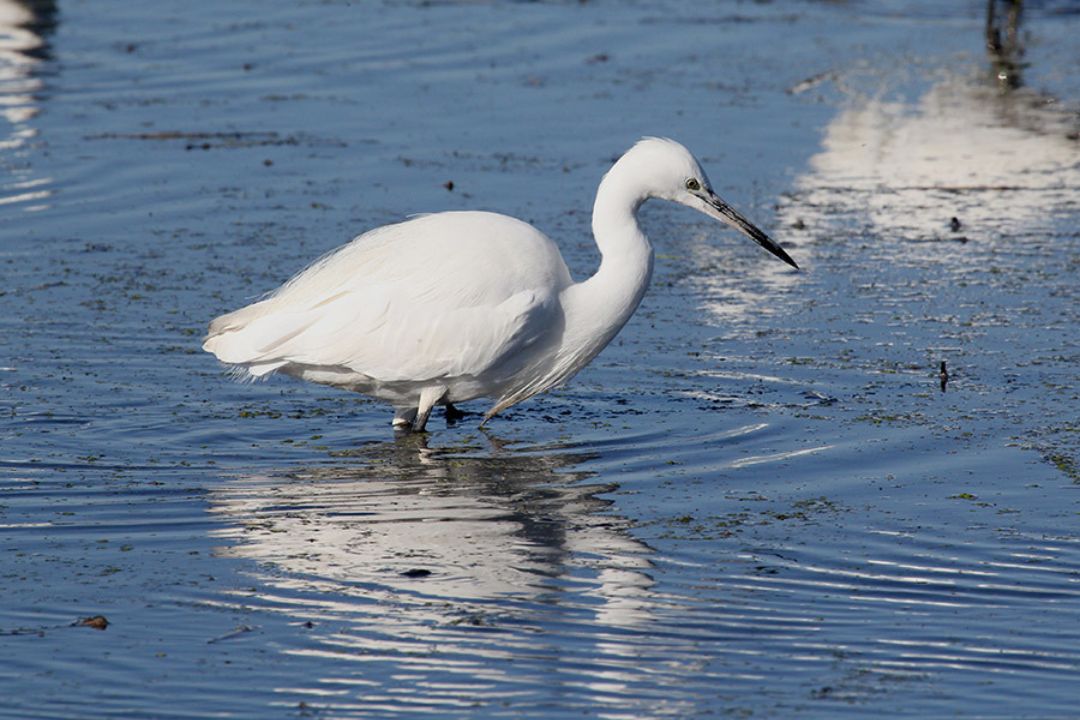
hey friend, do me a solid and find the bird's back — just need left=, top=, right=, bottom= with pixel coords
left=204, top=211, right=573, bottom=390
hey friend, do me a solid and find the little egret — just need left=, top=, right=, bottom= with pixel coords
left=203, top=137, right=798, bottom=431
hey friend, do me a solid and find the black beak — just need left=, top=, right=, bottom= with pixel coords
left=702, top=191, right=799, bottom=269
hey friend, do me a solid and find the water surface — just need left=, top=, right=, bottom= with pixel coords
left=2, top=1, right=1079, bottom=718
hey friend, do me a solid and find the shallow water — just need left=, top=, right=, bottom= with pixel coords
left=2, top=1, right=1079, bottom=718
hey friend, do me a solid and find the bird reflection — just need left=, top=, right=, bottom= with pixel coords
left=207, top=435, right=675, bottom=711
left=778, top=2, right=1078, bottom=258
left=209, top=433, right=658, bottom=627
left=0, top=0, right=55, bottom=210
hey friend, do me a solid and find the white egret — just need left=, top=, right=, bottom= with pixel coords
left=203, top=138, right=798, bottom=431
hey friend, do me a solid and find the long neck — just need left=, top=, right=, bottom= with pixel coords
left=559, top=168, right=655, bottom=366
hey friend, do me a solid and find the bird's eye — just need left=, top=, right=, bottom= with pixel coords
left=685, top=178, right=701, bottom=192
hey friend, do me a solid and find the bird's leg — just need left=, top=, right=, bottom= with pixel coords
left=412, top=385, right=447, bottom=432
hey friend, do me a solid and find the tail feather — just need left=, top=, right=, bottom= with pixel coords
left=207, top=299, right=272, bottom=336
left=204, top=298, right=312, bottom=375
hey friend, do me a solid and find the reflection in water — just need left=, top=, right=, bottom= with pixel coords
left=688, top=244, right=802, bottom=324
left=985, top=0, right=1023, bottom=90
left=688, top=4, right=1079, bottom=329
left=202, top=432, right=1080, bottom=716
left=782, top=77, right=1079, bottom=251
left=0, top=0, right=54, bottom=211
left=780, top=12, right=1079, bottom=255
left=207, top=436, right=703, bottom=715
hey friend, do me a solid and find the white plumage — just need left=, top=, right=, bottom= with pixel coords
left=204, top=138, right=797, bottom=431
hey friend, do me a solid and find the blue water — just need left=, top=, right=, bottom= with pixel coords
left=2, top=1, right=1079, bottom=717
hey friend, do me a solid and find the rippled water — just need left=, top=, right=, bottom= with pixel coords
left=2, top=1, right=1079, bottom=718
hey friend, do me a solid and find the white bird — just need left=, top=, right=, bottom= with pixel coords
left=203, top=137, right=798, bottom=431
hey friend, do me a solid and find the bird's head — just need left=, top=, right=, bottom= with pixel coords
left=617, top=137, right=798, bottom=269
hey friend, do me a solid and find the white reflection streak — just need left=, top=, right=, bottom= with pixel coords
left=865, top=558, right=998, bottom=577
left=689, top=232, right=803, bottom=325
left=729, top=444, right=832, bottom=469
left=0, top=0, right=51, bottom=210
left=779, top=72, right=1080, bottom=256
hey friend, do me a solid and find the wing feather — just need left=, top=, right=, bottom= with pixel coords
left=204, top=211, right=571, bottom=385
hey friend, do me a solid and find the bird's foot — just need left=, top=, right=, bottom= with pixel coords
left=392, top=407, right=417, bottom=431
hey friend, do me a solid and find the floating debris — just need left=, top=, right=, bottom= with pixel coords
left=787, top=70, right=834, bottom=95
left=74, top=615, right=109, bottom=631
left=207, top=625, right=255, bottom=644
